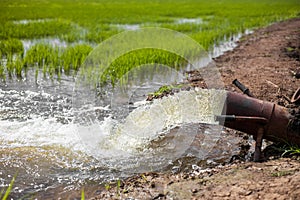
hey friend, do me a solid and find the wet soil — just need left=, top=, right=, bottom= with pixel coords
left=84, top=18, right=300, bottom=200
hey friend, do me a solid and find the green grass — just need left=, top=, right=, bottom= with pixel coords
left=0, top=0, right=299, bottom=82
left=148, top=84, right=185, bottom=99
left=0, top=176, right=15, bottom=200
left=61, top=44, right=93, bottom=72
left=102, top=49, right=187, bottom=86
left=81, top=188, right=85, bottom=200
left=0, top=38, right=23, bottom=60
left=271, top=170, right=294, bottom=177
left=281, top=144, right=300, bottom=157
left=270, top=142, right=300, bottom=157
left=0, top=43, right=93, bottom=80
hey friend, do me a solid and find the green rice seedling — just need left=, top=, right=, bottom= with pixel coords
left=42, top=63, right=47, bottom=78
left=48, top=63, right=55, bottom=79
left=24, top=44, right=59, bottom=68
left=0, top=19, right=73, bottom=40
left=56, top=68, right=61, bottom=81
left=35, top=67, right=39, bottom=80
left=61, top=44, right=92, bottom=72
left=14, top=56, right=23, bottom=78
left=23, top=43, right=62, bottom=79
left=0, top=64, right=5, bottom=80
left=0, top=42, right=3, bottom=58
left=0, top=38, right=23, bottom=61
left=6, top=60, right=14, bottom=78
left=1, top=0, right=298, bottom=45
left=0, top=49, right=2, bottom=76
left=86, top=26, right=120, bottom=43
left=99, top=48, right=187, bottom=86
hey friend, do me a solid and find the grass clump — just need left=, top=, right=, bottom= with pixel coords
left=147, top=84, right=185, bottom=100
left=269, top=141, right=300, bottom=158
left=61, top=44, right=93, bottom=72
left=149, top=85, right=175, bottom=98
left=23, top=43, right=60, bottom=78
left=24, top=44, right=59, bottom=67
left=281, top=144, right=300, bottom=157
left=0, top=43, right=93, bottom=79
left=0, top=19, right=73, bottom=40
left=271, top=170, right=294, bottom=177
left=100, top=49, right=187, bottom=86
left=0, top=38, right=24, bottom=60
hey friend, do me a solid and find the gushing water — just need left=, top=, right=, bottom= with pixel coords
left=0, top=26, right=247, bottom=196
left=0, top=74, right=229, bottom=196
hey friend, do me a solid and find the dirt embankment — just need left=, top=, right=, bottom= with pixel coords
left=217, top=17, right=300, bottom=103
left=87, top=18, right=300, bottom=200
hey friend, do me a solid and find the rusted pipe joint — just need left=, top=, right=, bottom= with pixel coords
left=220, top=91, right=299, bottom=145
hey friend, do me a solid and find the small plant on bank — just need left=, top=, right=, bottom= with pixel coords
left=147, top=84, right=185, bottom=100
left=270, top=141, right=300, bottom=157
left=281, top=143, right=300, bottom=157
left=81, top=188, right=85, bottom=200
left=271, top=170, right=294, bottom=177
left=0, top=176, right=15, bottom=200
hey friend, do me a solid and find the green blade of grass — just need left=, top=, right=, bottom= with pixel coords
left=2, top=176, right=15, bottom=200
left=81, top=188, right=85, bottom=200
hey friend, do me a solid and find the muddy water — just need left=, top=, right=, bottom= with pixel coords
left=0, top=71, right=245, bottom=198
left=0, top=51, right=246, bottom=198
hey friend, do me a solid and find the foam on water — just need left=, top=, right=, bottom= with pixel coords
left=0, top=87, right=225, bottom=154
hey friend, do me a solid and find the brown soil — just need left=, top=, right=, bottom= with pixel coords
left=217, top=17, right=300, bottom=104
left=52, top=18, right=300, bottom=199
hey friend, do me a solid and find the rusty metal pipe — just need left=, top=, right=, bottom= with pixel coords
left=216, top=91, right=300, bottom=160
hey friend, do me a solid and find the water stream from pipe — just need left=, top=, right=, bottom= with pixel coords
left=0, top=66, right=238, bottom=197
left=0, top=27, right=248, bottom=197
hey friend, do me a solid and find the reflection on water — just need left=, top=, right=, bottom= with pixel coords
left=176, top=18, right=204, bottom=24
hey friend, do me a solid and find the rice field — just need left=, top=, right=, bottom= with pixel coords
left=0, top=0, right=299, bottom=83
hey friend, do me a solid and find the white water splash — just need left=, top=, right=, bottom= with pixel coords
left=0, top=83, right=227, bottom=195
left=0, top=88, right=226, bottom=159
